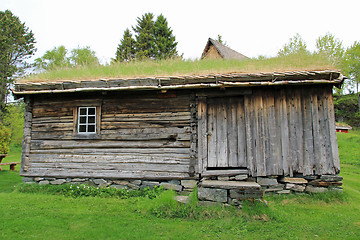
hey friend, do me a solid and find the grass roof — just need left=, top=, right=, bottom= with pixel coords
left=19, top=54, right=336, bottom=83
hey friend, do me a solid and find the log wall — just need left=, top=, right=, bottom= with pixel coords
left=22, top=91, right=194, bottom=179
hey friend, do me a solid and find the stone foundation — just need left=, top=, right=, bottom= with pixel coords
left=22, top=173, right=343, bottom=207
left=21, top=177, right=197, bottom=192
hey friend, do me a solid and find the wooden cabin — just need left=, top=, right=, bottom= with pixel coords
left=201, top=38, right=250, bottom=60
left=13, top=70, right=344, bottom=201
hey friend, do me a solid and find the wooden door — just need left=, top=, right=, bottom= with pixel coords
left=206, top=97, right=247, bottom=168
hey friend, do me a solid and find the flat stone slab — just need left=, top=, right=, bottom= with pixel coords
left=279, top=177, right=308, bottom=184
left=199, top=180, right=261, bottom=190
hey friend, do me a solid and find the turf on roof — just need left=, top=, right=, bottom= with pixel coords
left=19, top=54, right=335, bottom=83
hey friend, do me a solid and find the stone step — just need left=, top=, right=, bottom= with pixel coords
left=198, top=180, right=264, bottom=202
left=199, top=180, right=261, bottom=190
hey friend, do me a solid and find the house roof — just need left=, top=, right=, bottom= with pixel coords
left=13, top=70, right=344, bottom=96
left=201, top=38, right=250, bottom=60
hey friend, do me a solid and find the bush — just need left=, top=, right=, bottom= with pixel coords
left=0, top=124, right=11, bottom=154
left=334, top=93, right=360, bottom=127
left=1, top=101, right=25, bottom=146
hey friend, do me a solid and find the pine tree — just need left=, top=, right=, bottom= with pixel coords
left=154, top=14, right=178, bottom=59
left=115, top=29, right=136, bottom=62
left=133, top=13, right=156, bottom=60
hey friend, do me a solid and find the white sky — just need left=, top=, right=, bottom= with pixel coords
left=2, top=0, right=360, bottom=64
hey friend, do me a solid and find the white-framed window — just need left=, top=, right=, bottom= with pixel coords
left=78, top=106, right=97, bottom=134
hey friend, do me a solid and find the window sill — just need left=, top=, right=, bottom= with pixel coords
left=72, top=134, right=101, bottom=140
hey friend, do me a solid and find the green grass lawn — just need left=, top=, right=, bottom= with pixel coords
left=0, top=132, right=359, bottom=240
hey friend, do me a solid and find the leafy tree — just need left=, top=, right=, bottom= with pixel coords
left=316, top=33, right=344, bottom=66
left=1, top=101, right=24, bottom=146
left=70, top=46, right=99, bottom=66
left=154, top=14, right=178, bottom=59
left=36, top=46, right=99, bottom=70
left=35, top=45, right=69, bottom=70
left=278, top=33, right=309, bottom=56
left=115, top=29, right=136, bottom=62
left=133, top=13, right=156, bottom=60
left=341, top=41, right=360, bottom=112
left=0, top=123, right=11, bottom=154
left=0, top=10, right=36, bottom=112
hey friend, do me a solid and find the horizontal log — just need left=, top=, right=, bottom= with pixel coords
left=29, top=162, right=189, bottom=172
left=101, top=122, right=189, bottom=129
left=30, top=153, right=190, bottom=164
left=30, top=147, right=190, bottom=155
left=201, top=169, right=248, bottom=177
left=21, top=168, right=193, bottom=180
left=31, top=139, right=191, bottom=150
left=101, top=111, right=190, bottom=119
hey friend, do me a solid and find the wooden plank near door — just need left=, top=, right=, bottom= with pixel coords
left=207, top=100, right=217, bottom=167
left=216, top=99, right=228, bottom=167
left=237, top=97, right=247, bottom=168
left=227, top=98, right=239, bottom=167
left=197, top=98, right=207, bottom=173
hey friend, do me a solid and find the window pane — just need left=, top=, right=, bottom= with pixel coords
left=79, top=116, right=87, bottom=124
left=88, top=116, right=95, bottom=123
left=88, top=107, right=96, bottom=115
left=79, top=108, right=87, bottom=115
left=88, top=125, right=95, bottom=132
left=79, top=125, right=87, bottom=132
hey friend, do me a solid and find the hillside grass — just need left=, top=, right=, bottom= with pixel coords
left=0, top=131, right=359, bottom=239
left=20, top=53, right=335, bottom=82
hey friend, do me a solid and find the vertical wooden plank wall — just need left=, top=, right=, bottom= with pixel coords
left=243, top=86, right=340, bottom=177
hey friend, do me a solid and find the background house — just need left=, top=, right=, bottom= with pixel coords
left=201, top=38, right=250, bottom=60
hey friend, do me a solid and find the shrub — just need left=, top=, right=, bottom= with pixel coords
left=0, top=124, right=11, bottom=154
left=334, top=93, right=360, bottom=127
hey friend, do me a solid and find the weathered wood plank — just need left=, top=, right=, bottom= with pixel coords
left=237, top=97, right=247, bottom=168
left=22, top=168, right=192, bottom=179
left=31, top=139, right=190, bottom=150
left=207, top=100, right=217, bottom=168
left=30, top=147, right=190, bottom=155
left=197, top=98, right=207, bottom=173
left=228, top=98, right=238, bottom=167
left=326, top=88, right=340, bottom=172
left=216, top=98, right=228, bottom=167
left=244, top=95, right=254, bottom=176
left=30, top=153, right=190, bottom=164
left=301, top=88, right=315, bottom=176
left=29, top=162, right=190, bottom=173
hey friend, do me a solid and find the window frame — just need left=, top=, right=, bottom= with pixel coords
left=77, top=106, right=97, bottom=134
left=73, top=102, right=101, bottom=137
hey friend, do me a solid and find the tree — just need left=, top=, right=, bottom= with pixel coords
left=115, top=29, right=136, bottom=62
left=1, top=101, right=24, bottom=146
left=154, top=14, right=178, bottom=59
left=70, top=46, right=99, bottom=66
left=35, top=46, right=99, bottom=70
left=316, top=33, right=344, bottom=66
left=35, top=45, right=69, bottom=70
left=278, top=33, right=309, bottom=56
left=341, top=41, right=360, bottom=112
left=0, top=10, right=36, bottom=112
left=133, top=13, right=156, bottom=60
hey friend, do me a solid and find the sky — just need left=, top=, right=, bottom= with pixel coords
left=1, top=0, right=360, bottom=64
